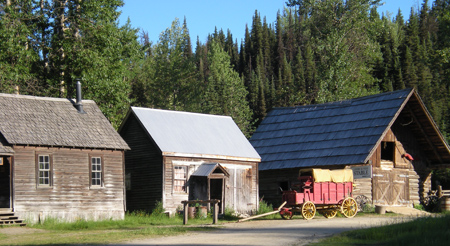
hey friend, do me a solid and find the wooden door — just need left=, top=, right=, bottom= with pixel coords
left=373, top=168, right=409, bottom=205
left=0, top=157, right=11, bottom=208
left=225, top=167, right=253, bottom=213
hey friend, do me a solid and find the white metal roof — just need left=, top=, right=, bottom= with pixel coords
left=131, top=107, right=261, bottom=161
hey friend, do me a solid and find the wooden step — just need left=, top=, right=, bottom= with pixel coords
left=0, top=212, right=26, bottom=226
left=1, top=216, right=19, bottom=220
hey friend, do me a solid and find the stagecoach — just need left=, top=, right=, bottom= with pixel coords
left=279, top=168, right=357, bottom=220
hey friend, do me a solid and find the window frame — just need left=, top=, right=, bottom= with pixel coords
left=36, top=154, right=53, bottom=188
left=89, top=155, right=104, bottom=188
left=173, top=165, right=188, bottom=193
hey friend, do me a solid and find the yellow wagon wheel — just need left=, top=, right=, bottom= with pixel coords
left=341, top=197, right=358, bottom=218
left=301, top=201, right=316, bottom=220
left=322, top=209, right=338, bottom=219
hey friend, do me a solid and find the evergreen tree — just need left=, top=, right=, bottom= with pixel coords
left=139, top=18, right=200, bottom=112
left=288, top=0, right=381, bottom=103
left=304, top=41, right=317, bottom=101
left=0, top=0, right=40, bottom=94
left=403, top=45, right=418, bottom=88
left=0, top=0, right=142, bottom=128
left=204, top=41, right=253, bottom=136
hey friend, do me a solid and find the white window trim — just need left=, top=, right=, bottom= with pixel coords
left=172, top=161, right=204, bottom=194
left=37, top=154, right=52, bottom=188
left=90, top=156, right=104, bottom=188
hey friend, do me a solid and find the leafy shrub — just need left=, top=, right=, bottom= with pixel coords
left=222, top=206, right=239, bottom=220
left=150, top=200, right=165, bottom=217
left=414, top=203, right=425, bottom=211
left=362, top=203, right=375, bottom=213
left=257, top=200, right=273, bottom=214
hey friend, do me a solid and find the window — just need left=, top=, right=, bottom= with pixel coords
left=91, top=157, right=103, bottom=187
left=174, top=166, right=187, bottom=192
left=37, top=155, right=51, bottom=186
left=381, top=141, right=395, bottom=161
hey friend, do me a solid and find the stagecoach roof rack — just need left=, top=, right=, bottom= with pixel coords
left=299, top=168, right=353, bottom=183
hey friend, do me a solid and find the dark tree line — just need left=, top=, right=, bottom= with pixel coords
left=2, top=0, right=450, bottom=141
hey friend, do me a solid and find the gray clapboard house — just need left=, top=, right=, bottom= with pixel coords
left=250, top=88, right=450, bottom=207
left=0, top=90, right=129, bottom=223
left=119, top=107, right=261, bottom=215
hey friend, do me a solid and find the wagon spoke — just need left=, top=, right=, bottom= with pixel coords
left=341, top=197, right=358, bottom=218
left=301, top=201, right=316, bottom=220
left=322, top=209, right=337, bottom=219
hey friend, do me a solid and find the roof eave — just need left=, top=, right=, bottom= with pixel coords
left=162, top=151, right=261, bottom=162
left=412, top=91, right=450, bottom=155
left=364, top=88, right=415, bottom=164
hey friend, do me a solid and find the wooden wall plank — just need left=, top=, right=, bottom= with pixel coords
left=12, top=146, right=125, bottom=222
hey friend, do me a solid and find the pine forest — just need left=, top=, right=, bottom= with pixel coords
left=1, top=0, right=450, bottom=143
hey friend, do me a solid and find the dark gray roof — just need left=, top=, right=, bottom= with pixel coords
left=0, top=93, right=129, bottom=150
left=128, top=107, right=260, bottom=160
left=0, top=134, right=14, bottom=155
left=191, top=163, right=229, bottom=177
left=251, top=89, right=416, bottom=171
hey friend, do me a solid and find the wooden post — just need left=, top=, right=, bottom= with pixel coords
left=438, top=185, right=443, bottom=198
left=182, top=199, right=221, bottom=225
left=213, top=200, right=218, bottom=224
left=183, top=201, right=189, bottom=225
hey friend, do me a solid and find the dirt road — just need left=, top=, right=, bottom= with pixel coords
left=116, top=216, right=415, bottom=246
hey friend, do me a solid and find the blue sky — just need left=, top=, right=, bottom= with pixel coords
left=118, top=0, right=433, bottom=46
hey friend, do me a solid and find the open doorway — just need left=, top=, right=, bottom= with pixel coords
left=210, top=178, right=224, bottom=213
left=0, top=157, right=11, bottom=209
left=189, top=163, right=229, bottom=214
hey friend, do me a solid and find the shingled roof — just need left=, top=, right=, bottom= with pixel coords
left=251, top=88, right=450, bottom=171
left=123, top=107, right=260, bottom=161
left=0, top=93, right=129, bottom=150
left=0, top=134, right=13, bottom=155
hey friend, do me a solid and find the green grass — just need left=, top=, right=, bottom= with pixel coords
left=312, top=214, right=450, bottom=246
left=0, top=211, right=219, bottom=245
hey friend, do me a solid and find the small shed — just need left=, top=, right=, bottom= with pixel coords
left=0, top=92, right=129, bottom=223
left=250, top=88, right=450, bottom=207
left=119, top=107, right=261, bottom=215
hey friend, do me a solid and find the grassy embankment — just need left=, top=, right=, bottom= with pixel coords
left=312, top=212, right=450, bottom=246
left=0, top=210, right=224, bottom=245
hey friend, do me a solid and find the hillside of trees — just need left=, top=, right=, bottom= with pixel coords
left=1, top=0, right=450, bottom=141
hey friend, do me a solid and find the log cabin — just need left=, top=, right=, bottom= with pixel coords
left=118, top=107, right=261, bottom=215
left=0, top=85, right=129, bottom=223
left=250, top=88, right=450, bottom=208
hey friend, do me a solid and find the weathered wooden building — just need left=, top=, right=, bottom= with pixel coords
left=119, top=107, right=261, bottom=214
left=250, top=88, right=450, bottom=208
left=0, top=89, right=129, bottom=223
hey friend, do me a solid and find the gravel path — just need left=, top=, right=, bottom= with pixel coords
left=115, top=215, right=417, bottom=246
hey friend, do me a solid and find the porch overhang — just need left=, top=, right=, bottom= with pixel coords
left=191, top=163, right=230, bottom=178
